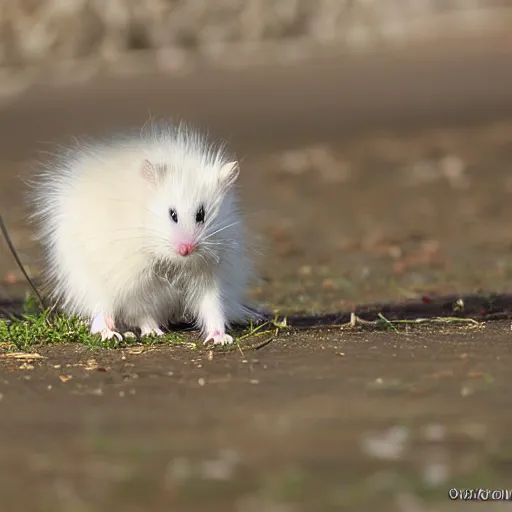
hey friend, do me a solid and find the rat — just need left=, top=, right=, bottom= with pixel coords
left=27, top=120, right=259, bottom=345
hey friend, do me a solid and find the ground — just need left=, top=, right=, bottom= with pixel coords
left=2, top=40, right=512, bottom=511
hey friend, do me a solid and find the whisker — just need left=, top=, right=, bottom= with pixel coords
left=202, top=220, right=240, bottom=241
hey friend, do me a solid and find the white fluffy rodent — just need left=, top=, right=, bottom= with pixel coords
left=28, top=121, right=258, bottom=345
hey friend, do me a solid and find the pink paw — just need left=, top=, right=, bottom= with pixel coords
left=90, top=314, right=122, bottom=342
left=100, top=329, right=123, bottom=342
left=203, top=329, right=234, bottom=346
left=105, top=316, right=115, bottom=331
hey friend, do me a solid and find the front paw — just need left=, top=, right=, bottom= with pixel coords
left=203, top=330, right=234, bottom=346
left=99, top=328, right=123, bottom=342
left=90, top=314, right=122, bottom=342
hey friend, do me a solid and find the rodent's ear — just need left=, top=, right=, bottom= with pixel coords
left=141, top=159, right=157, bottom=184
left=219, top=161, right=240, bottom=188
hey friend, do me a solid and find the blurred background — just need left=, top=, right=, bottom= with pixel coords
left=0, top=0, right=510, bottom=70
left=0, top=0, right=512, bottom=310
left=0, top=0, right=512, bottom=311
left=2, top=2, right=512, bottom=512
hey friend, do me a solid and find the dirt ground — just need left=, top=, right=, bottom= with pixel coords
left=2, top=39, right=512, bottom=511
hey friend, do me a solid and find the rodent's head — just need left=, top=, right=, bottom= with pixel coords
left=140, top=154, right=240, bottom=266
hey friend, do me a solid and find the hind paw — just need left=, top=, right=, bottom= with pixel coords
left=139, top=317, right=165, bottom=337
left=140, top=325, right=165, bottom=337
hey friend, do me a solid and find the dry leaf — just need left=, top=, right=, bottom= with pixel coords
left=59, top=375, right=72, bottom=383
left=409, top=386, right=430, bottom=395
left=84, top=359, right=98, bottom=371
left=428, top=370, right=454, bottom=379
left=467, top=371, right=485, bottom=379
left=1, top=353, right=43, bottom=360
left=127, top=348, right=144, bottom=355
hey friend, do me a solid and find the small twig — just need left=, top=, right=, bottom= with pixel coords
left=338, top=313, right=375, bottom=330
left=377, top=313, right=399, bottom=332
left=236, top=316, right=286, bottom=344
left=284, top=313, right=484, bottom=331
left=0, top=214, right=46, bottom=309
left=235, top=341, right=245, bottom=356
left=388, top=316, right=482, bottom=326
left=253, top=336, right=276, bottom=350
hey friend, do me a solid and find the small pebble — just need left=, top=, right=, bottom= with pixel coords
left=166, top=457, right=193, bottom=482
left=298, top=265, right=312, bottom=276
left=460, top=386, right=473, bottom=397
left=422, top=459, right=450, bottom=486
left=5, top=272, right=17, bottom=284
left=422, top=423, right=446, bottom=442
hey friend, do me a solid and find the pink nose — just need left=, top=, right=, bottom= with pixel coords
left=178, top=242, right=196, bottom=256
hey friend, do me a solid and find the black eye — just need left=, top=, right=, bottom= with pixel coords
left=169, top=209, right=178, bottom=223
left=195, top=205, right=205, bottom=224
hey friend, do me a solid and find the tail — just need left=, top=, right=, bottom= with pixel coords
left=0, top=213, right=47, bottom=310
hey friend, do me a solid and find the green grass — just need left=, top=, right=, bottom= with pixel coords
left=0, top=294, right=189, bottom=351
left=0, top=294, right=287, bottom=352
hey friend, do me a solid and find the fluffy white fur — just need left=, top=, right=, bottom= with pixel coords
left=28, top=121, right=256, bottom=345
